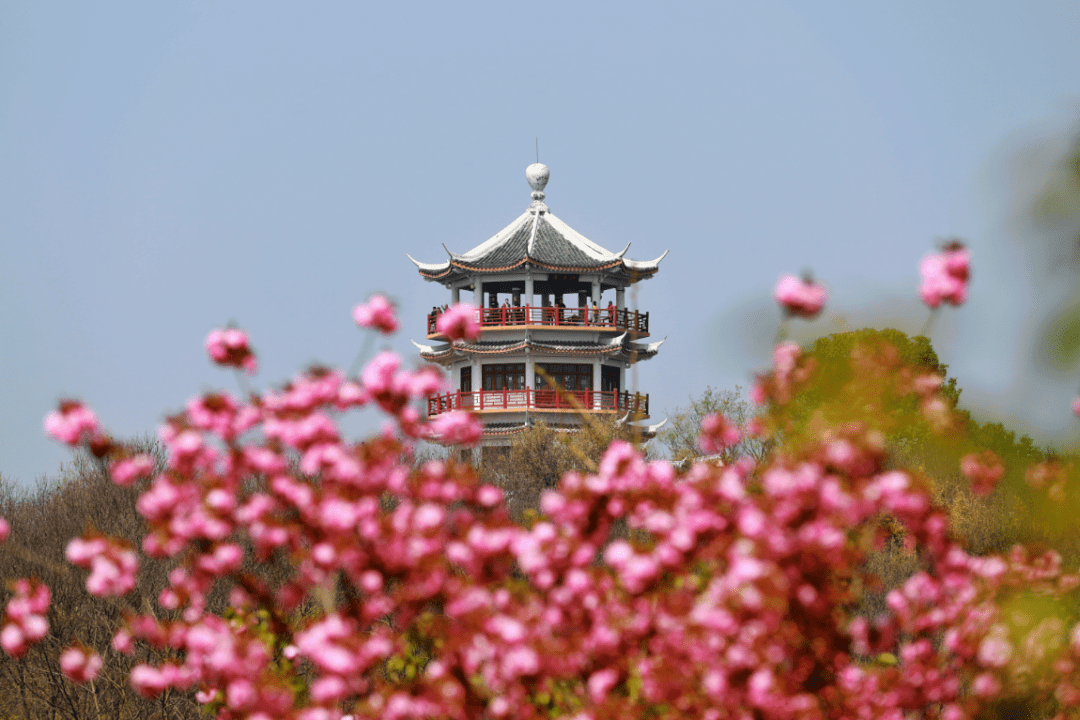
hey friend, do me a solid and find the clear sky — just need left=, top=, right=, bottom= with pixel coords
left=1, top=2, right=1078, bottom=485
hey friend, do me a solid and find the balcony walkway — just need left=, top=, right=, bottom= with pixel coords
left=427, top=389, right=649, bottom=418
left=427, top=305, right=648, bottom=338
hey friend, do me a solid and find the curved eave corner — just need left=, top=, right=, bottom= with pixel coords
left=627, top=336, right=666, bottom=355
left=615, top=414, right=666, bottom=439
left=411, top=339, right=455, bottom=365
left=622, top=249, right=669, bottom=275
left=407, top=254, right=453, bottom=280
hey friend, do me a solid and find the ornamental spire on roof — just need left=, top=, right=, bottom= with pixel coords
left=525, top=163, right=549, bottom=255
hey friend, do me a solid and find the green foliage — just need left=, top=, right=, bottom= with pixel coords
left=777, top=329, right=1080, bottom=610
left=659, top=385, right=767, bottom=464
left=803, top=328, right=959, bottom=419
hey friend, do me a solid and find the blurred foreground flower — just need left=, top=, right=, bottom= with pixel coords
left=773, top=274, right=826, bottom=319
left=205, top=328, right=257, bottom=373
left=353, top=295, right=398, bottom=334
left=436, top=302, right=481, bottom=341
left=60, top=644, right=103, bottom=683
left=919, top=242, right=970, bottom=308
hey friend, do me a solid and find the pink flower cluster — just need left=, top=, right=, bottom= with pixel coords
left=919, top=242, right=970, bottom=308
left=697, top=412, right=742, bottom=455
left=44, top=400, right=103, bottom=446
left=773, top=274, right=826, bottom=319
left=1, top=579, right=50, bottom=658
left=436, top=302, right=481, bottom=342
left=206, top=328, right=258, bottom=374
left=60, top=643, right=103, bottom=683
left=353, top=295, right=399, bottom=335
left=66, top=535, right=139, bottom=597
left=429, top=410, right=483, bottom=447
left=960, top=450, right=1005, bottom=496
left=110, top=453, right=156, bottom=487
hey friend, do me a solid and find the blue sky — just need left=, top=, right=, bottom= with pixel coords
left=1, top=2, right=1078, bottom=484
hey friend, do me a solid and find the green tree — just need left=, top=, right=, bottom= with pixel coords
left=787, top=329, right=1056, bottom=556
left=659, top=385, right=767, bottom=465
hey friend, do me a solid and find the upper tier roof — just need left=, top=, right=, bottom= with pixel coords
left=411, top=334, right=665, bottom=367
left=408, top=163, right=667, bottom=286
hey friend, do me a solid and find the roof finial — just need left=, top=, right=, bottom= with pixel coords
left=526, top=162, right=549, bottom=203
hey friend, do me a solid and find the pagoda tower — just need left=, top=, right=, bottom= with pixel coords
left=410, top=163, right=667, bottom=448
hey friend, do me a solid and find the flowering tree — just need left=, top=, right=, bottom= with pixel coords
left=6, top=243, right=1080, bottom=719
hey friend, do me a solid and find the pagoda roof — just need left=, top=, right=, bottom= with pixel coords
left=408, top=164, right=667, bottom=285
left=411, top=334, right=665, bottom=367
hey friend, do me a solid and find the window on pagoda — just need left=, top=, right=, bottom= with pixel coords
left=535, top=364, right=593, bottom=391
left=482, top=363, right=525, bottom=391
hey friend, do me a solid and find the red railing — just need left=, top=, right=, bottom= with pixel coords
left=427, top=305, right=648, bottom=336
left=426, top=389, right=649, bottom=417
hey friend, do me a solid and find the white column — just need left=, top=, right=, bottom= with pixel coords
left=591, top=279, right=600, bottom=306
left=473, top=357, right=481, bottom=407
left=525, top=274, right=534, bottom=319
left=592, top=360, right=601, bottom=410
left=525, top=350, right=534, bottom=408
left=451, top=287, right=460, bottom=304
left=474, top=278, right=483, bottom=308
left=616, top=286, right=625, bottom=311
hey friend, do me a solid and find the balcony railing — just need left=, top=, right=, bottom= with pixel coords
left=426, top=389, right=649, bottom=417
left=427, top=305, right=648, bottom=337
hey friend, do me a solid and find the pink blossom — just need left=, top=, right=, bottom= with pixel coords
left=972, top=672, right=1001, bottom=698
left=130, top=664, right=174, bottom=697
left=429, top=411, right=483, bottom=447
left=66, top=535, right=139, bottom=597
left=44, top=400, right=103, bottom=447
left=59, top=644, right=103, bottom=683
left=961, top=451, right=1005, bottom=496
left=773, top=274, right=826, bottom=318
left=110, top=454, right=155, bottom=487
left=402, top=367, right=445, bottom=398
left=205, top=327, right=257, bottom=373
left=1, top=579, right=50, bottom=658
left=697, top=413, right=742, bottom=455
left=919, top=243, right=970, bottom=308
left=112, top=628, right=135, bottom=654
left=0, top=517, right=8, bottom=543
left=977, top=627, right=1012, bottom=668
left=1072, top=396, right=1080, bottom=418
left=353, top=295, right=399, bottom=334
left=477, top=485, right=503, bottom=507
left=588, top=668, right=620, bottom=702
left=436, top=302, right=481, bottom=342
left=361, top=351, right=400, bottom=396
